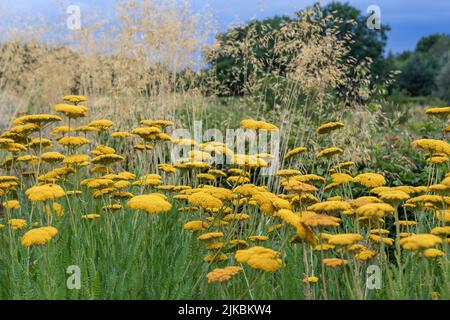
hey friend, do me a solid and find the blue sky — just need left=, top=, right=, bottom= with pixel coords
left=1, top=0, right=450, bottom=53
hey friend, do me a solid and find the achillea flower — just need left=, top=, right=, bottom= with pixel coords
left=303, top=276, right=319, bottom=283
left=75, top=125, right=99, bottom=133
left=58, top=136, right=90, bottom=147
left=140, top=119, right=174, bottom=127
left=240, top=119, right=278, bottom=131
left=314, top=244, right=335, bottom=251
left=25, top=184, right=65, bottom=202
left=81, top=214, right=101, bottom=220
left=434, top=210, right=450, bottom=222
left=248, top=235, right=269, bottom=242
left=355, top=203, right=394, bottom=218
left=316, top=122, right=344, bottom=134
left=63, top=95, right=87, bottom=103
left=8, top=218, right=26, bottom=230
left=127, top=194, right=172, bottom=214
left=3, top=199, right=21, bottom=209
left=21, top=226, right=58, bottom=247
left=54, top=104, right=88, bottom=118
left=423, top=248, right=444, bottom=258
left=13, top=114, right=62, bottom=125
left=284, top=147, right=307, bottom=160
left=102, top=204, right=122, bottom=211
left=203, top=253, right=228, bottom=263
left=323, top=258, right=347, bottom=268
left=370, top=228, right=390, bottom=235
left=207, top=266, right=242, bottom=283
left=307, top=201, right=351, bottom=214
left=326, top=233, right=362, bottom=246
left=41, top=152, right=65, bottom=163
left=354, top=173, right=386, bottom=188
left=412, top=139, right=450, bottom=156
left=355, top=249, right=377, bottom=261
left=10, top=123, right=40, bottom=134
left=379, top=190, right=410, bottom=202
left=276, top=169, right=301, bottom=177
left=63, top=154, right=90, bottom=165
left=184, top=221, right=209, bottom=231
left=91, top=145, right=116, bottom=155
left=425, top=106, right=450, bottom=117
left=88, top=120, right=113, bottom=130
left=300, top=214, right=341, bottom=228
left=197, top=232, right=224, bottom=241
left=369, top=234, right=394, bottom=246
left=158, top=163, right=176, bottom=174
left=223, top=213, right=249, bottom=221
left=187, top=192, right=223, bottom=211
left=431, top=226, right=450, bottom=236
left=91, top=154, right=124, bottom=165
left=236, top=246, right=282, bottom=272
left=197, top=173, right=216, bottom=181
left=316, top=147, right=343, bottom=158
left=112, top=131, right=131, bottom=138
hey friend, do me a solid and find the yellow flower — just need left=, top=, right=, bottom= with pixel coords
left=327, top=233, right=362, bottom=246
left=8, top=218, right=27, bottom=230
left=54, top=104, right=88, bottom=118
left=187, top=192, right=223, bottom=211
left=3, top=199, right=21, bottom=209
left=369, top=234, right=394, bottom=246
left=127, top=194, right=172, bottom=214
left=91, top=154, right=124, bottom=165
left=316, top=147, right=343, bottom=158
left=140, top=119, right=174, bottom=127
left=236, top=246, right=282, bottom=272
left=58, top=136, right=91, bottom=147
left=112, top=131, right=131, bottom=138
left=240, top=119, right=278, bottom=131
left=197, top=232, right=224, bottom=241
left=355, top=249, right=377, bottom=261
left=307, top=201, right=351, bottom=214
left=303, top=276, right=319, bottom=283
left=22, top=226, right=58, bottom=247
left=323, top=258, right=347, bottom=268
left=301, top=214, right=341, bottom=228
left=379, top=190, right=410, bottom=202
left=41, top=152, right=65, bottom=163
left=248, top=235, right=269, bottom=242
left=314, top=244, right=335, bottom=251
left=423, top=248, right=444, bottom=258
left=425, top=106, right=450, bottom=117
left=207, top=266, right=242, bottom=283
left=88, top=120, right=113, bottom=130
left=81, top=214, right=101, bottom=220
left=276, top=169, right=302, bottom=177
left=13, top=114, right=62, bottom=125
left=203, top=253, right=228, bottom=263
left=353, top=173, right=386, bottom=188
left=284, top=147, right=307, bottom=160
left=412, top=139, right=450, bottom=156
left=158, top=163, right=176, bottom=174
left=25, top=184, right=65, bottom=202
left=223, top=213, right=249, bottom=221
left=63, top=154, right=90, bottom=165
left=355, top=203, right=394, bottom=218
left=316, top=121, right=344, bottom=134
left=184, top=221, right=209, bottom=231
left=63, top=95, right=87, bottom=103
left=431, top=226, right=450, bottom=236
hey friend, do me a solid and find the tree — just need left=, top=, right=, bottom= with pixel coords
left=320, top=2, right=390, bottom=82
left=435, top=60, right=450, bottom=103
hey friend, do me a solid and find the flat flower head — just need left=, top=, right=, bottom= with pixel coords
left=127, top=194, right=172, bottom=214
left=54, top=104, right=88, bottom=118
left=25, top=184, right=65, bottom=202
left=316, top=122, right=344, bottom=134
left=8, top=218, right=27, bottom=230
